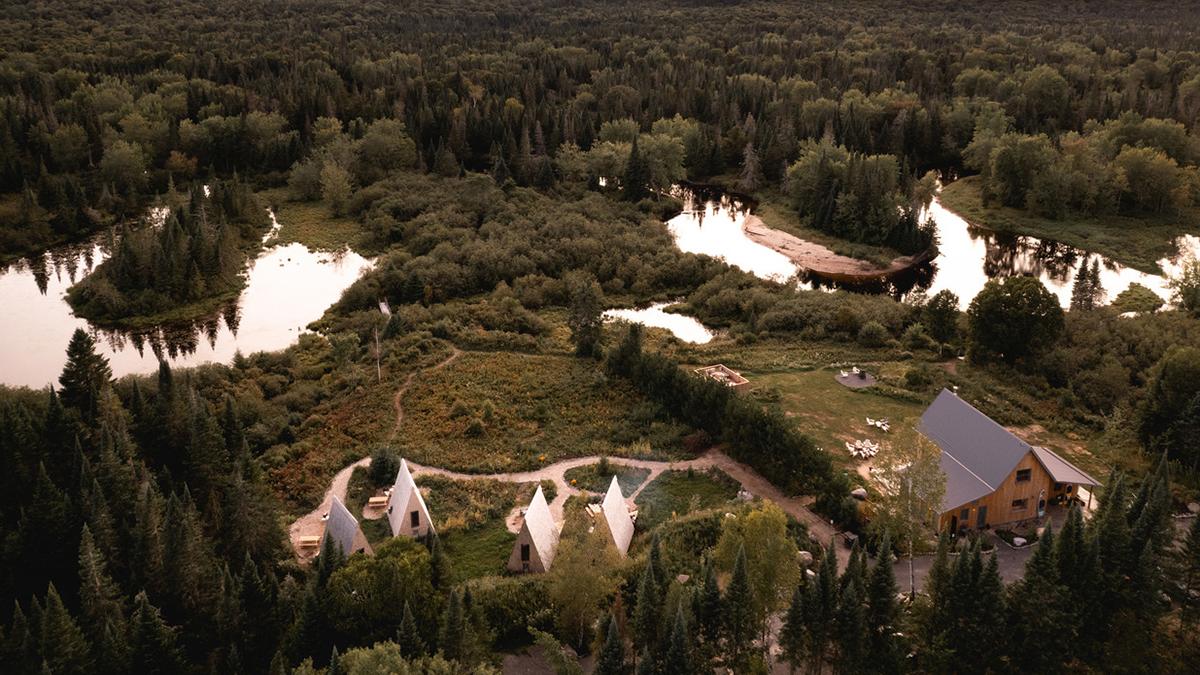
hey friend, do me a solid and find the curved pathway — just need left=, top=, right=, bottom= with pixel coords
left=290, top=448, right=847, bottom=567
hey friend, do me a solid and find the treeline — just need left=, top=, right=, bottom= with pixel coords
left=66, top=179, right=264, bottom=323
left=966, top=111, right=1200, bottom=217
left=0, top=329, right=287, bottom=673
left=6, top=1, right=1200, bottom=256
left=606, top=323, right=835, bottom=497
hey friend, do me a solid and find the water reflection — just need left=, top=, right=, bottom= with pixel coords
left=603, top=302, right=715, bottom=344
left=0, top=211, right=373, bottom=388
left=666, top=184, right=1195, bottom=309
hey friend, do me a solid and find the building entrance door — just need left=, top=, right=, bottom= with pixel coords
left=976, top=506, right=988, bottom=529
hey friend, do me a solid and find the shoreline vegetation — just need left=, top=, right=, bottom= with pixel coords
left=940, top=176, right=1199, bottom=274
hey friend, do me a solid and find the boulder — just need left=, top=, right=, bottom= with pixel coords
left=1012, top=536, right=1027, bottom=547
left=850, top=487, right=869, bottom=501
left=1187, top=502, right=1199, bottom=514
left=798, top=550, right=814, bottom=566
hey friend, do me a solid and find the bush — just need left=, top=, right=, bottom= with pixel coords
left=368, top=446, right=401, bottom=487
left=858, top=321, right=890, bottom=347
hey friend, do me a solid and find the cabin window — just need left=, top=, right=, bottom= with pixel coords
left=1012, top=499, right=1028, bottom=510
left=410, top=511, right=420, bottom=527
left=1016, top=469, right=1032, bottom=483
left=960, top=508, right=969, bottom=523
left=521, top=544, right=530, bottom=562
left=1053, top=482, right=1063, bottom=491
left=1066, top=485, right=1073, bottom=493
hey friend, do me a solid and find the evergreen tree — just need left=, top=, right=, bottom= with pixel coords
left=428, top=533, right=452, bottom=590
left=632, top=559, right=661, bottom=652
left=40, top=583, right=93, bottom=675
left=723, top=544, right=755, bottom=667
left=397, top=600, right=426, bottom=657
left=835, top=582, right=867, bottom=673
left=1071, top=256, right=1098, bottom=311
left=2, top=602, right=39, bottom=674
left=779, top=579, right=808, bottom=672
left=58, top=328, right=112, bottom=421
left=1182, top=513, right=1200, bottom=623
left=623, top=137, right=649, bottom=201
left=738, top=142, right=763, bottom=193
left=1007, top=524, right=1072, bottom=673
left=77, top=526, right=129, bottom=674
left=438, top=589, right=465, bottom=661
left=660, top=605, right=693, bottom=675
left=807, top=541, right=840, bottom=668
left=327, top=646, right=341, bottom=675
left=634, top=649, right=655, bottom=675
left=594, top=614, right=626, bottom=675
left=866, top=536, right=900, bottom=674
left=695, top=560, right=722, bottom=647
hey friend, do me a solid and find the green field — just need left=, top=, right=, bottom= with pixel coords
left=634, top=468, right=740, bottom=530
left=399, top=351, right=689, bottom=472
left=563, top=462, right=652, bottom=494
left=940, top=176, right=1198, bottom=274
left=259, top=188, right=370, bottom=252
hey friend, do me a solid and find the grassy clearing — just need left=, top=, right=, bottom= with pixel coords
left=940, top=176, right=1198, bottom=274
left=399, top=351, right=689, bottom=472
left=439, top=519, right=517, bottom=582
left=634, top=468, right=740, bottom=530
left=416, top=475, right=529, bottom=531
left=259, top=188, right=369, bottom=252
left=564, top=461, right=652, bottom=494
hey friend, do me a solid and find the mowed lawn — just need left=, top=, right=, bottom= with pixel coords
left=400, top=351, right=687, bottom=472
left=747, top=367, right=928, bottom=467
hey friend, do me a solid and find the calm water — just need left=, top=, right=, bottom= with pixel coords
left=603, top=302, right=715, bottom=343
left=0, top=210, right=373, bottom=388
left=666, top=184, right=1198, bottom=309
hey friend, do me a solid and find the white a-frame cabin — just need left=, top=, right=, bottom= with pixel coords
left=599, top=476, right=635, bottom=557
left=387, top=459, right=435, bottom=538
left=508, top=485, right=560, bottom=573
left=322, top=495, right=372, bottom=557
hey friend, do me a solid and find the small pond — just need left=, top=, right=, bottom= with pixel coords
left=0, top=209, right=373, bottom=388
left=602, top=302, right=715, bottom=344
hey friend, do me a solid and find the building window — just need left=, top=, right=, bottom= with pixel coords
left=410, top=511, right=420, bottom=527
left=1012, top=499, right=1027, bottom=510
left=1066, top=485, right=1073, bottom=493
left=1016, top=469, right=1032, bottom=483
left=1053, top=482, right=1063, bottom=491
left=521, top=544, right=530, bottom=562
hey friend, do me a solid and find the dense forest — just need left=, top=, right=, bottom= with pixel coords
left=3, top=1, right=1200, bottom=673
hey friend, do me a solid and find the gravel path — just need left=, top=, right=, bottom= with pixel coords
left=290, top=448, right=847, bottom=568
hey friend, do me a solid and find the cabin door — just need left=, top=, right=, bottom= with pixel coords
left=976, top=506, right=987, bottom=529
left=1037, top=490, right=1046, bottom=517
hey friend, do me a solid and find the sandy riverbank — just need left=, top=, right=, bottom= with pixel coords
left=742, top=213, right=932, bottom=280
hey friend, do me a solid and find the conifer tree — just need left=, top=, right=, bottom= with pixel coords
left=2, top=602, right=39, bottom=674
left=866, top=536, right=901, bottom=673
left=327, top=646, right=341, bottom=675
left=779, top=579, right=808, bottom=672
left=594, top=614, right=626, bottom=675
left=660, top=605, right=693, bottom=675
left=695, top=560, right=722, bottom=647
left=632, top=559, right=661, bottom=651
left=835, top=582, right=867, bottom=673
left=623, top=137, right=649, bottom=201
left=1007, top=524, right=1072, bottom=673
left=634, top=649, right=655, bottom=675
left=1181, top=513, right=1200, bottom=623
left=438, top=589, right=465, bottom=661
left=397, top=600, right=426, bottom=657
left=58, top=328, right=112, bottom=421
left=77, top=525, right=129, bottom=674
left=40, top=583, right=94, bottom=675
left=723, top=544, right=755, bottom=668
left=807, top=541, right=840, bottom=668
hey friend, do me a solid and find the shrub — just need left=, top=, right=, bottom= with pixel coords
left=858, top=321, right=890, bottom=347
left=368, top=446, right=401, bottom=487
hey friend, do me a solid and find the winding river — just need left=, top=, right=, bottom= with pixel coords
left=0, top=209, right=373, bottom=388
left=614, top=183, right=1198, bottom=340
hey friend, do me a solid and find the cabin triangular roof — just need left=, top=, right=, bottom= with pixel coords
left=521, top=485, right=560, bottom=568
left=601, top=476, right=634, bottom=556
left=388, top=458, right=434, bottom=537
left=323, top=495, right=371, bottom=557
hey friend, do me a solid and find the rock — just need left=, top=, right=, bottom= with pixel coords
left=850, top=487, right=868, bottom=500
left=798, top=550, right=814, bottom=566
left=1012, top=537, right=1027, bottom=547
left=1187, top=502, right=1199, bottom=514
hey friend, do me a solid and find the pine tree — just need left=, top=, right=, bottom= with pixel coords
left=779, top=579, right=808, bottom=672
left=327, top=646, right=341, bottom=675
left=58, top=328, right=112, bottom=420
left=2, top=602, right=39, bottom=674
left=695, top=561, right=722, bottom=647
left=438, top=589, right=465, bottom=661
left=723, top=544, right=755, bottom=667
left=77, top=526, right=129, bottom=674
left=660, top=605, right=693, bottom=675
left=623, top=137, right=649, bottom=201
left=1007, top=524, right=1073, bottom=673
left=632, top=559, right=661, bottom=651
left=808, top=541, right=840, bottom=668
left=738, top=142, right=762, bottom=193
left=428, top=533, right=452, bottom=590
left=1182, top=513, right=1200, bottom=623
left=634, top=649, right=655, bottom=675
left=866, top=536, right=900, bottom=674
left=835, top=582, right=867, bottom=673
left=594, top=614, right=626, bottom=675
left=397, top=600, right=426, bottom=657
left=972, top=547, right=1006, bottom=672
left=1071, top=256, right=1097, bottom=311
left=40, top=583, right=93, bottom=675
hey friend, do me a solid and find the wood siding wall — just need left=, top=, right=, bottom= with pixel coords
left=939, top=451, right=1078, bottom=531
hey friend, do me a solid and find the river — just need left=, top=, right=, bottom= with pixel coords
left=0, top=209, right=373, bottom=388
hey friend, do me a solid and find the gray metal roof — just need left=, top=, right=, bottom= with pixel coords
left=920, top=389, right=1031, bottom=511
left=1031, top=446, right=1100, bottom=487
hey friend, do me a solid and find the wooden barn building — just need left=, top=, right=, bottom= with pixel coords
left=920, top=389, right=1100, bottom=533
